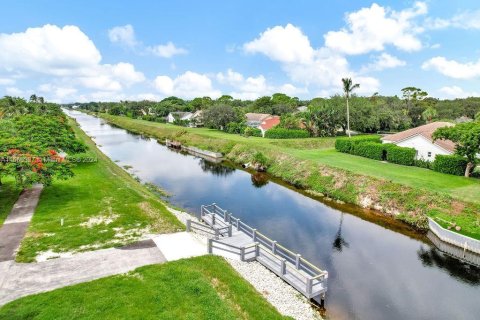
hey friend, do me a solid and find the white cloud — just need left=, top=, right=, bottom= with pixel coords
left=422, top=57, right=480, bottom=79
left=438, top=86, right=480, bottom=98
left=362, top=53, right=406, bottom=72
left=5, top=87, right=23, bottom=96
left=244, top=24, right=314, bottom=63
left=216, top=68, right=307, bottom=100
left=324, top=2, right=427, bottom=55
left=0, top=78, right=15, bottom=86
left=243, top=24, right=379, bottom=95
left=154, top=71, right=221, bottom=99
left=108, top=24, right=137, bottom=47
left=0, top=24, right=145, bottom=93
left=37, top=83, right=78, bottom=102
left=0, top=24, right=101, bottom=76
left=148, top=42, right=188, bottom=58
left=426, top=10, right=480, bottom=30
left=108, top=24, right=187, bottom=58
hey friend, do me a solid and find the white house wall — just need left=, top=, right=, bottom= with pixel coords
left=384, top=135, right=452, bottom=161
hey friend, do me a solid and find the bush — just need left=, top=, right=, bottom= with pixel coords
left=384, top=144, right=416, bottom=166
left=414, top=159, right=432, bottom=169
left=352, top=142, right=385, bottom=160
left=226, top=122, right=246, bottom=134
left=265, top=128, right=309, bottom=139
left=335, top=136, right=381, bottom=153
left=433, top=155, right=468, bottom=176
left=243, top=127, right=262, bottom=137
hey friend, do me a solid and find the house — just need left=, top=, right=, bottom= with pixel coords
left=455, top=116, right=473, bottom=123
left=245, top=113, right=273, bottom=128
left=296, top=106, right=308, bottom=113
left=245, top=113, right=280, bottom=136
left=190, top=110, right=204, bottom=127
left=167, top=112, right=193, bottom=123
left=259, top=116, right=280, bottom=137
left=381, top=122, right=455, bottom=161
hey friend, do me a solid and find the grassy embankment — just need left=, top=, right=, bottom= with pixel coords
left=15, top=118, right=184, bottom=262
left=0, top=255, right=288, bottom=320
left=0, top=176, right=22, bottom=226
left=99, top=114, right=480, bottom=239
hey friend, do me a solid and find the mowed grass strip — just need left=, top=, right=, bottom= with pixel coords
left=16, top=119, right=183, bottom=262
left=0, top=176, right=22, bottom=226
left=0, top=255, right=289, bottom=320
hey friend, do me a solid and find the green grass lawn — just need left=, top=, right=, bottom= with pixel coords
left=290, top=148, right=480, bottom=204
left=16, top=119, right=183, bottom=262
left=0, top=176, right=22, bottom=226
left=0, top=255, right=289, bottom=320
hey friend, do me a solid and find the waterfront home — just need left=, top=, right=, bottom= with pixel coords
left=381, top=122, right=455, bottom=161
left=245, top=113, right=280, bottom=136
left=259, top=116, right=280, bottom=137
left=167, top=112, right=193, bottom=123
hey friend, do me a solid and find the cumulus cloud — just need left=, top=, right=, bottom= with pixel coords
left=0, top=24, right=145, bottom=94
left=438, top=86, right=480, bottom=98
left=243, top=24, right=379, bottom=95
left=324, top=2, right=427, bottom=55
left=362, top=53, right=406, bottom=72
left=426, top=10, right=480, bottom=30
left=216, top=68, right=307, bottom=100
left=148, top=42, right=188, bottom=58
left=244, top=24, right=314, bottom=63
left=422, top=57, right=480, bottom=79
left=154, top=71, right=221, bottom=99
left=108, top=24, right=137, bottom=47
left=5, top=87, right=23, bottom=96
left=0, top=78, right=15, bottom=86
left=108, top=24, right=187, bottom=58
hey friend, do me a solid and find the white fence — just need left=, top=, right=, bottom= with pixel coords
left=428, top=218, right=480, bottom=255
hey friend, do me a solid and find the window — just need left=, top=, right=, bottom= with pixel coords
left=428, top=152, right=432, bottom=157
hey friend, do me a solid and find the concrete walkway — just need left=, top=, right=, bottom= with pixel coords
left=0, top=240, right=166, bottom=306
left=0, top=184, right=43, bottom=262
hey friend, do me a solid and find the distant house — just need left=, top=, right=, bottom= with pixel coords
left=381, top=122, right=455, bottom=161
left=259, top=116, right=281, bottom=137
left=455, top=116, right=473, bottom=123
left=167, top=112, right=193, bottom=123
left=245, top=113, right=280, bottom=136
left=296, top=106, right=308, bottom=113
left=191, top=110, right=204, bottom=127
left=245, top=113, right=273, bottom=128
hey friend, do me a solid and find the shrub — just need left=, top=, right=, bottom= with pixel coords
left=226, top=122, right=246, bottom=134
left=335, top=136, right=381, bottom=153
left=433, top=155, right=468, bottom=176
left=264, top=128, right=309, bottom=139
left=414, top=159, right=432, bottom=169
left=352, top=142, right=385, bottom=160
left=243, top=127, right=262, bottom=137
left=384, top=144, right=416, bottom=166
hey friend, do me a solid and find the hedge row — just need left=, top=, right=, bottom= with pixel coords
left=335, top=136, right=382, bottom=153
left=433, top=155, right=468, bottom=176
left=335, top=137, right=416, bottom=166
left=265, top=128, right=309, bottom=139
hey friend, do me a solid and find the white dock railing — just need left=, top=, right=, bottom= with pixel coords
left=190, top=203, right=328, bottom=300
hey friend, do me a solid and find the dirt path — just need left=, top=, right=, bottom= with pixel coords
left=0, top=185, right=43, bottom=262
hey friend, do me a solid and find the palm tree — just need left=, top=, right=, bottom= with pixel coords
left=341, top=78, right=360, bottom=138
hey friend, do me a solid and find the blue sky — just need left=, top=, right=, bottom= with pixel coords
left=1, top=0, right=479, bottom=102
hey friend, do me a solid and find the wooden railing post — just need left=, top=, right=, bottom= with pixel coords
left=236, top=219, right=241, bottom=231
left=255, top=242, right=260, bottom=258
left=280, top=259, right=286, bottom=275
left=240, top=247, right=245, bottom=261
left=208, top=239, right=213, bottom=254
left=224, top=210, right=228, bottom=222
left=212, top=214, right=216, bottom=225
left=228, top=225, right=232, bottom=237
left=306, top=278, right=313, bottom=296
left=272, top=241, right=277, bottom=254
left=215, top=228, right=220, bottom=240
left=252, top=229, right=257, bottom=241
left=295, top=254, right=301, bottom=269
left=186, top=219, right=191, bottom=232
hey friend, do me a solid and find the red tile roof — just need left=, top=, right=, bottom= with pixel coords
left=382, top=121, right=456, bottom=153
left=259, top=116, right=280, bottom=131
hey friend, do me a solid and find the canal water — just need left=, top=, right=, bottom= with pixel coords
left=66, top=110, right=480, bottom=320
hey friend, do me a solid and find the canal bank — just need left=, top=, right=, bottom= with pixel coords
left=67, top=110, right=480, bottom=320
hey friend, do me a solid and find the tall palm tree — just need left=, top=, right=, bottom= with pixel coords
left=341, top=78, right=360, bottom=138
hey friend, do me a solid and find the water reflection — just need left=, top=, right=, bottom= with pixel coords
left=199, top=159, right=235, bottom=177
left=251, top=172, right=270, bottom=188
left=66, top=110, right=480, bottom=320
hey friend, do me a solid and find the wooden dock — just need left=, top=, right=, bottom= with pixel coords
left=186, top=203, right=328, bottom=301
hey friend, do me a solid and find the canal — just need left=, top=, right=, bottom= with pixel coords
left=66, top=110, right=480, bottom=320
